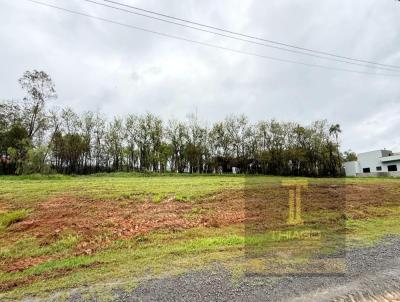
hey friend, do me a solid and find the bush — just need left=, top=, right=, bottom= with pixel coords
left=0, top=209, right=29, bottom=230
left=20, top=147, right=53, bottom=174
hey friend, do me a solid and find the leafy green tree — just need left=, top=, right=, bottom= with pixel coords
left=1, top=71, right=347, bottom=176
left=343, top=150, right=357, bottom=162
left=20, top=146, right=52, bottom=174
left=19, top=70, right=57, bottom=139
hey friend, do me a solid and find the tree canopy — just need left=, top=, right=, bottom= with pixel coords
left=0, top=71, right=344, bottom=176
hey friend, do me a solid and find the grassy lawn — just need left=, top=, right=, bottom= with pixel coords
left=0, top=174, right=399, bottom=300
left=0, top=173, right=247, bottom=205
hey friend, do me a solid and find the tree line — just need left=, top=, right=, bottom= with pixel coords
left=0, top=70, right=351, bottom=176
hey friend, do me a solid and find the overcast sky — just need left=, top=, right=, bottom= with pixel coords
left=1, top=0, right=399, bottom=153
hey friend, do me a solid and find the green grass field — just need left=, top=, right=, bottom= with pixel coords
left=0, top=174, right=399, bottom=300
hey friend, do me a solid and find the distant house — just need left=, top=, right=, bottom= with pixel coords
left=232, top=167, right=239, bottom=174
left=344, top=150, right=400, bottom=177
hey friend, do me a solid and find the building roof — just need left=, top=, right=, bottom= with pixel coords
left=380, top=154, right=400, bottom=163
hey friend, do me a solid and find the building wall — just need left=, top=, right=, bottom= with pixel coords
left=344, top=161, right=359, bottom=176
left=381, top=154, right=400, bottom=174
left=357, top=150, right=387, bottom=173
left=381, top=150, right=393, bottom=157
left=344, top=150, right=400, bottom=177
left=356, top=172, right=389, bottom=177
left=389, top=171, right=400, bottom=177
left=356, top=170, right=400, bottom=177
left=383, top=162, right=400, bottom=174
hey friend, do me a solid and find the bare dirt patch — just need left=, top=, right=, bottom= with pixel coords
left=6, top=183, right=400, bottom=249
left=7, top=192, right=245, bottom=252
left=3, top=255, right=51, bottom=273
left=0, top=192, right=247, bottom=283
left=1, top=182, right=399, bottom=293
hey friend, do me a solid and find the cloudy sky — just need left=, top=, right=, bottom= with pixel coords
left=1, top=0, right=399, bottom=153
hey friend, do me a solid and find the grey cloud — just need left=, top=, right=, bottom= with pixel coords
left=1, top=0, right=399, bottom=153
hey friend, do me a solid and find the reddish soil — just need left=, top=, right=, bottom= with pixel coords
left=4, top=255, right=51, bottom=273
left=1, top=182, right=399, bottom=288
left=0, top=191, right=246, bottom=274
left=10, top=193, right=245, bottom=241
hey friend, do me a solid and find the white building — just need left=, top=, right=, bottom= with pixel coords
left=344, top=150, right=400, bottom=177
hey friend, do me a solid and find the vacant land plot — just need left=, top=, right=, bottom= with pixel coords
left=0, top=174, right=399, bottom=300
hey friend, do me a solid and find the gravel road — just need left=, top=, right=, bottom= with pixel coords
left=26, top=237, right=400, bottom=302
left=126, top=238, right=400, bottom=302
